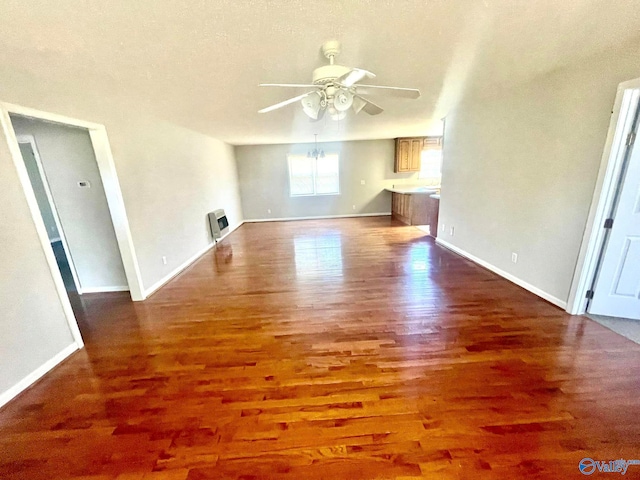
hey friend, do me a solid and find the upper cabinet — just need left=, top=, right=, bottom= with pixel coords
left=395, top=137, right=423, bottom=173
left=394, top=136, right=443, bottom=173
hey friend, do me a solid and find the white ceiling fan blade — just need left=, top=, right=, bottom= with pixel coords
left=353, top=95, right=383, bottom=115
left=352, top=95, right=366, bottom=114
left=258, top=92, right=314, bottom=113
left=336, top=68, right=375, bottom=87
left=355, top=84, right=421, bottom=99
left=260, top=83, right=321, bottom=88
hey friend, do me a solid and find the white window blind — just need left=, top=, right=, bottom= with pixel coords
left=288, top=154, right=340, bottom=196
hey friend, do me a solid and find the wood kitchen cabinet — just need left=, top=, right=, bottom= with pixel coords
left=391, top=192, right=412, bottom=224
left=394, top=136, right=443, bottom=173
left=391, top=192, right=440, bottom=237
left=394, top=137, right=424, bottom=172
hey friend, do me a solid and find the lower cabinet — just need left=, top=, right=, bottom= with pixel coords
left=391, top=193, right=440, bottom=236
left=391, top=192, right=412, bottom=224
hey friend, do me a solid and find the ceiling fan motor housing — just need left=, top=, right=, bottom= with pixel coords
left=312, top=64, right=351, bottom=85
left=321, top=40, right=341, bottom=59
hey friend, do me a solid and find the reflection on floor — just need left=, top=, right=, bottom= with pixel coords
left=414, top=224, right=431, bottom=235
left=293, top=232, right=343, bottom=279
left=587, top=313, right=640, bottom=345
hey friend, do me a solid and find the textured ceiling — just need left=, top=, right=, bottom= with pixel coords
left=1, top=0, right=639, bottom=145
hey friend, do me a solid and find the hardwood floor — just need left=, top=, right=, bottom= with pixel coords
left=1, top=217, right=640, bottom=479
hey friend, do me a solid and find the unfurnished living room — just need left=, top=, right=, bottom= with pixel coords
left=1, top=1, right=640, bottom=479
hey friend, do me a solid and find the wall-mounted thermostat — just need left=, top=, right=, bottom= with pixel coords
left=78, top=181, right=91, bottom=188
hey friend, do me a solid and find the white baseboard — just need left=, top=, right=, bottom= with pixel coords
left=245, top=212, right=391, bottom=223
left=80, top=285, right=130, bottom=294
left=435, top=238, right=567, bottom=309
left=0, top=342, right=79, bottom=410
left=143, top=221, right=244, bottom=298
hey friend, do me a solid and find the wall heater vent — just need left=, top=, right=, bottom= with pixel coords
left=208, top=209, right=229, bottom=240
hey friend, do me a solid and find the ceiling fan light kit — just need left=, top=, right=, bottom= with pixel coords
left=258, top=40, right=420, bottom=121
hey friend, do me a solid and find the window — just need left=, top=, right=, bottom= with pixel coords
left=419, top=147, right=443, bottom=179
left=288, top=153, right=340, bottom=196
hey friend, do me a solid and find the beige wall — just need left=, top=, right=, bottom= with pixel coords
left=439, top=41, right=640, bottom=304
left=108, top=116, right=243, bottom=290
left=0, top=69, right=243, bottom=402
left=12, top=116, right=128, bottom=289
left=236, top=139, right=428, bottom=220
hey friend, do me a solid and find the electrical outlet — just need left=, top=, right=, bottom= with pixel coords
left=162, top=256, right=167, bottom=265
left=352, top=205, right=356, bottom=210
left=511, top=252, right=518, bottom=264
left=449, top=226, right=455, bottom=236
left=441, top=223, right=445, bottom=232
left=360, top=180, right=365, bottom=185
left=267, top=209, right=271, bottom=214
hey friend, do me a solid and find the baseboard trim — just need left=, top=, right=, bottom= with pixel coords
left=0, top=342, right=79, bottom=410
left=245, top=213, right=391, bottom=223
left=81, top=286, right=130, bottom=293
left=435, top=238, right=567, bottom=309
left=143, top=221, right=244, bottom=298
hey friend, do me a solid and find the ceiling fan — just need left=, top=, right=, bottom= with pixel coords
left=258, top=40, right=421, bottom=121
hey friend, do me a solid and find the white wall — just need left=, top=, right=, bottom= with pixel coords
left=236, top=139, right=429, bottom=220
left=12, top=116, right=128, bottom=290
left=439, top=40, right=640, bottom=305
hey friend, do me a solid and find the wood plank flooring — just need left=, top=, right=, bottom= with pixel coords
left=1, top=217, right=640, bottom=479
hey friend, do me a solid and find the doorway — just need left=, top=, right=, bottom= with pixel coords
left=16, top=136, right=81, bottom=295
left=11, top=116, right=129, bottom=299
left=568, top=77, right=640, bottom=322
left=0, top=102, right=146, bottom=348
left=588, top=98, right=639, bottom=321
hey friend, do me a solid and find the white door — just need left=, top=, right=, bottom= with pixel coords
left=589, top=132, right=640, bottom=320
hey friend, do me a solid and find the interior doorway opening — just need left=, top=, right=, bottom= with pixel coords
left=0, top=102, right=146, bottom=348
left=12, top=116, right=129, bottom=296
left=16, top=136, right=81, bottom=294
left=13, top=118, right=133, bottom=332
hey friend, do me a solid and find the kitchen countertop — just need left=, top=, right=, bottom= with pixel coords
left=385, top=186, right=440, bottom=195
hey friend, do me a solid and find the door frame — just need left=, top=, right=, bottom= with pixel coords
left=16, top=134, right=83, bottom=294
left=0, top=102, right=147, bottom=346
left=567, top=77, right=640, bottom=315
